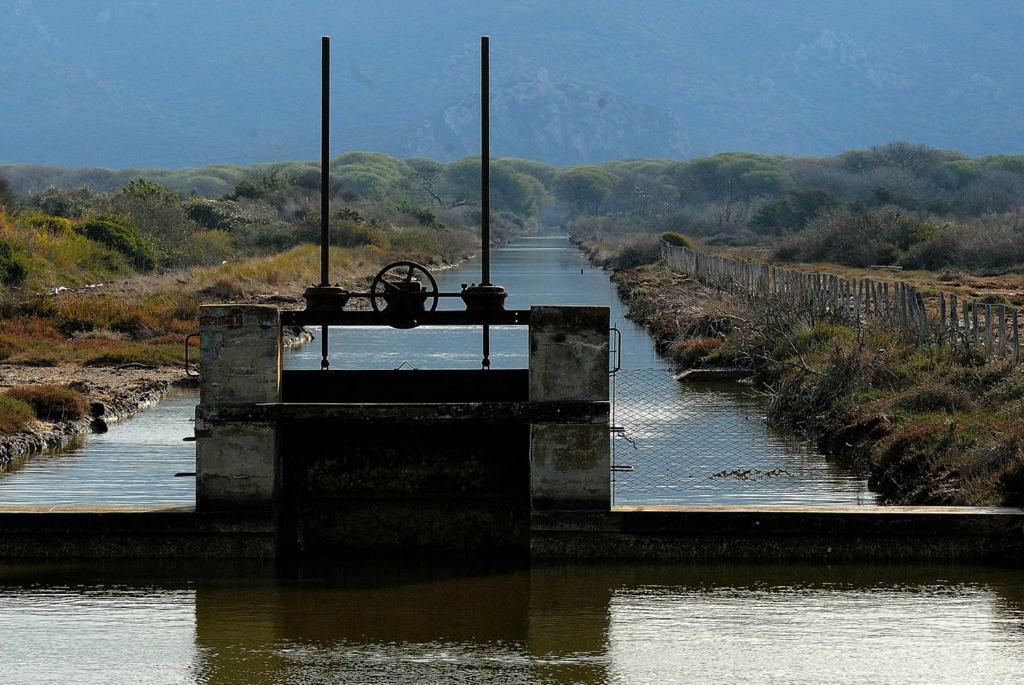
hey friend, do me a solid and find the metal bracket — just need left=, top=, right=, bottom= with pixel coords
left=609, top=326, right=622, bottom=374
left=184, top=333, right=200, bottom=377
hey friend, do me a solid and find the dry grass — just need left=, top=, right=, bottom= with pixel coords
left=0, top=241, right=448, bottom=368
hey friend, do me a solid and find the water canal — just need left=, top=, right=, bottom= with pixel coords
left=0, top=231, right=869, bottom=506
left=3, top=235, right=1022, bottom=685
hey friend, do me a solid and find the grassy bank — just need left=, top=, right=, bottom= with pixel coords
left=612, top=263, right=1024, bottom=507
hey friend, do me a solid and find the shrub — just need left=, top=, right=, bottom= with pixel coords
left=611, top=235, right=661, bottom=269
left=999, top=451, right=1024, bottom=506
left=789, top=322, right=856, bottom=356
left=669, top=337, right=723, bottom=367
left=183, top=229, right=233, bottom=266
left=0, top=396, right=34, bottom=432
left=893, top=384, right=974, bottom=414
left=870, top=421, right=961, bottom=504
left=0, top=239, right=28, bottom=285
left=20, top=213, right=73, bottom=235
left=76, top=217, right=156, bottom=270
left=661, top=231, right=693, bottom=248
left=332, top=220, right=388, bottom=249
left=6, top=385, right=88, bottom=421
left=399, top=202, right=446, bottom=230
left=0, top=178, right=15, bottom=208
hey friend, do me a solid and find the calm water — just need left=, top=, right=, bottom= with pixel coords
left=0, top=236, right=1019, bottom=684
left=0, top=389, right=198, bottom=504
left=0, top=232, right=869, bottom=505
left=289, top=233, right=870, bottom=505
left=0, top=560, right=1022, bottom=684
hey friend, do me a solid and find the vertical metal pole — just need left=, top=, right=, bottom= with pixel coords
left=320, top=35, right=331, bottom=370
left=481, top=35, right=491, bottom=369
left=481, top=35, right=490, bottom=287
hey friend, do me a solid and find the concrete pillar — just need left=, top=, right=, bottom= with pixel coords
left=195, top=305, right=281, bottom=510
left=529, top=306, right=610, bottom=510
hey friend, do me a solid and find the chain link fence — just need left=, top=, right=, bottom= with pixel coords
left=610, top=368, right=871, bottom=506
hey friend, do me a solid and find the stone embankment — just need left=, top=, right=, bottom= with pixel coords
left=610, top=265, right=738, bottom=362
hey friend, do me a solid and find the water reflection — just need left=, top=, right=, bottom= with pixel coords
left=0, top=560, right=1021, bottom=684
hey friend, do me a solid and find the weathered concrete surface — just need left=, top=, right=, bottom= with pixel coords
left=197, top=304, right=281, bottom=511
left=195, top=421, right=278, bottom=508
left=198, top=304, right=281, bottom=404
left=530, top=424, right=611, bottom=511
left=531, top=505, right=1024, bottom=561
left=529, top=306, right=611, bottom=511
left=528, top=306, right=609, bottom=402
left=0, top=505, right=275, bottom=558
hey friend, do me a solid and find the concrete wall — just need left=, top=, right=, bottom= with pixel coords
left=280, top=423, right=530, bottom=553
left=529, top=306, right=610, bottom=511
left=196, top=305, right=281, bottom=511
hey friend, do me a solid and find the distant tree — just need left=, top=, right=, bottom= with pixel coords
left=552, top=167, right=616, bottom=214
left=671, top=153, right=789, bottom=203
left=332, top=152, right=412, bottom=199
left=869, top=142, right=959, bottom=175
left=442, top=157, right=547, bottom=216
left=0, top=178, right=15, bottom=208
left=403, top=157, right=446, bottom=206
left=115, top=178, right=190, bottom=241
left=751, top=188, right=840, bottom=235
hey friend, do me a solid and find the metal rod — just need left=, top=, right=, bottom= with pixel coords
left=320, top=35, right=331, bottom=371
left=481, top=35, right=491, bottom=370
left=320, top=35, right=331, bottom=287
left=481, top=35, right=490, bottom=286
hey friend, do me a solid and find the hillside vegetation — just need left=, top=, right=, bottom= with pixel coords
left=563, top=143, right=1024, bottom=274
left=0, top=152, right=553, bottom=370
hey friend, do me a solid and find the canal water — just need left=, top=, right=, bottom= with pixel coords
left=2, top=235, right=1021, bottom=684
left=0, top=231, right=869, bottom=505
left=0, top=559, right=1022, bottom=684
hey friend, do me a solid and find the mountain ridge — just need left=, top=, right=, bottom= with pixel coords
left=4, top=0, right=1023, bottom=167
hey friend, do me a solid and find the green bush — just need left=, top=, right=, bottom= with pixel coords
left=0, top=396, right=34, bottom=432
left=76, top=217, right=156, bottom=270
left=185, top=230, right=234, bottom=265
left=20, top=213, right=73, bottom=235
left=0, top=240, right=28, bottom=285
left=399, top=202, right=446, bottom=230
left=660, top=231, right=693, bottom=248
left=6, top=385, right=87, bottom=421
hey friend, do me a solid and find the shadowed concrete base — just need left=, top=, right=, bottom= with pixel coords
left=532, top=505, right=1024, bottom=561
left=0, top=504, right=1020, bottom=561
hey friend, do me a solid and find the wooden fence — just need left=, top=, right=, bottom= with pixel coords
left=661, top=242, right=1021, bottom=364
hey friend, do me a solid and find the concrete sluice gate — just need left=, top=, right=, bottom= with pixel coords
left=2, top=302, right=1021, bottom=561
left=196, top=304, right=611, bottom=555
